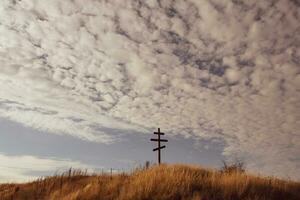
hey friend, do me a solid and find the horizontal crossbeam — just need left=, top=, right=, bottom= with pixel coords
left=154, top=132, right=165, bottom=135
left=150, top=139, right=168, bottom=142
left=153, top=145, right=166, bottom=151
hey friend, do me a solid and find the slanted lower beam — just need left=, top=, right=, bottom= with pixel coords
left=153, top=145, right=166, bottom=151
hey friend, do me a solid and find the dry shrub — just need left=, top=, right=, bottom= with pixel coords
left=220, top=160, right=246, bottom=174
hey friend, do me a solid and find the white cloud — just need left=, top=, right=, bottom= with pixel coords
left=0, top=0, right=299, bottom=179
left=0, top=153, right=91, bottom=183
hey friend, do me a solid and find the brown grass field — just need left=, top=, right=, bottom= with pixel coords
left=0, top=164, right=299, bottom=200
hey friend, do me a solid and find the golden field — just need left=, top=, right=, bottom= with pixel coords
left=0, top=164, right=299, bottom=200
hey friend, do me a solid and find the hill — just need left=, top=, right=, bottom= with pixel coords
left=0, top=164, right=299, bottom=200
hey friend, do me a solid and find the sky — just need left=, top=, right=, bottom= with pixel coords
left=0, top=0, right=299, bottom=182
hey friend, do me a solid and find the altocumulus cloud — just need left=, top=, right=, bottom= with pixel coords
left=0, top=0, right=299, bottom=179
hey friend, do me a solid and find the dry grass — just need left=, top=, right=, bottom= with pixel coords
left=0, top=164, right=299, bottom=200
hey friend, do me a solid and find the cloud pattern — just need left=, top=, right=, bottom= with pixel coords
left=0, top=0, right=299, bottom=179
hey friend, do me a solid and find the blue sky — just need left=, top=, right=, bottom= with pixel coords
left=0, top=0, right=299, bottom=182
left=0, top=117, right=224, bottom=182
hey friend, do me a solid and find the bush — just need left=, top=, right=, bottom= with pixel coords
left=221, top=160, right=246, bottom=174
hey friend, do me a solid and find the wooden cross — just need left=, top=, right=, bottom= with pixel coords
left=150, top=128, right=168, bottom=164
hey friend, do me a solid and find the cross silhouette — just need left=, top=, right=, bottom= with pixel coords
left=150, top=128, right=168, bottom=164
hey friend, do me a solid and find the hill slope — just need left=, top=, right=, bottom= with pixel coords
left=1, top=164, right=299, bottom=200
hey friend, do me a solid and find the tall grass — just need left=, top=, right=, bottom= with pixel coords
left=0, top=164, right=299, bottom=200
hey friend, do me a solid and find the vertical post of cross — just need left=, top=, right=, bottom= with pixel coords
left=151, top=128, right=168, bottom=165
left=158, top=128, right=161, bottom=164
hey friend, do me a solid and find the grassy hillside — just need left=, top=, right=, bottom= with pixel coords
left=0, top=164, right=299, bottom=200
